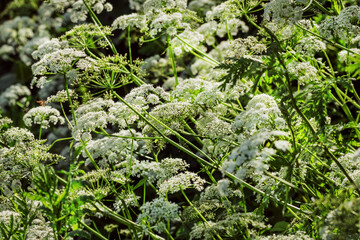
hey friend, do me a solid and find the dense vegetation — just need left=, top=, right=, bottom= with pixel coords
left=0, top=0, right=359, bottom=239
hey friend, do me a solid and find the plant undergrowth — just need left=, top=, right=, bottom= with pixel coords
left=0, top=0, right=359, bottom=239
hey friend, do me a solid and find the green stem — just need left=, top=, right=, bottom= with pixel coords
left=112, top=91, right=217, bottom=168
left=60, top=102, right=73, bottom=129
left=39, top=121, right=43, bottom=140
left=47, top=137, right=74, bottom=151
left=296, top=24, right=360, bottom=56
left=78, top=220, right=108, bottom=240
left=64, top=76, right=77, bottom=125
left=181, top=188, right=223, bottom=240
left=167, top=35, right=179, bottom=86
left=175, top=34, right=219, bottom=65
left=264, top=171, right=317, bottom=198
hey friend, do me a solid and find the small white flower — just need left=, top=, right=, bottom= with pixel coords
left=23, top=106, right=65, bottom=129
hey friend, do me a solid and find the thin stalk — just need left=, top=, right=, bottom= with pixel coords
left=181, top=188, right=223, bottom=240
left=78, top=220, right=108, bottom=240
left=181, top=119, right=203, bottom=146
left=175, top=34, right=220, bottom=65
left=264, top=171, right=316, bottom=198
left=60, top=102, right=73, bottom=129
left=225, top=171, right=313, bottom=218
left=167, top=35, right=179, bottom=86
left=112, top=91, right=217, bottom=168
left=64, top=75, right=77, bottom=125
left=296, top=24, right=360, bottom=56
left=47, top=137, right=74, bottom=151
left=38, top=121, right=43, bottom=140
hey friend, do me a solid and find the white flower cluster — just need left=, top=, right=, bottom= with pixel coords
left=287, top=61, right=318, bottom=85
left=26, top=219, right=55, bottom=240
left=46, top=89, right=78, bottom=103
left=72, top=98, right=114, bottom=141
left=0, top=84, right=31, bottom=108
left=132, top=158, right=189, bottom=184
left=0, top=16, right=45, bottom=61
left=149, top=102, right=197, bottom=132
left=44, top=0, right=113, bottom=23
left=112, top=13, right=148, bottom=32
left=198, top=1, right=248, bottom=44
left=2, top=127, right=35, bottom=144
left=82, top=130, right=145, bottom=169
left=0, top=210, right=21, bottom=225
left=170, top=29, right=205, bottom=55
left=23, top=106, right=65, bottom=129
left=263, top=0, right=308, bottom=26
left=295, top=36, right=326, bottom=56
left=113, top=192, right=140, bottom=212
left=196, top=112, right=233, bottom=139
left=319, top=5, right=360, bottom=43
left=143, top=0, right=188, bottom=14
left=172, top=78, right=224, bottom=107
left=113, top=0, right=190, bottom=38
left=255, top=231, right=313, bottom=240
left=149, top=11, right=188, bottom=37
left=329, top=148, right=360, bottom=187
left=129, top=0, right=147, bottom=11
left=338, top=48, right=360, bottom=63
left=226, top=36, right=267, bottom=59
left=137, top=197, right=180, bottom=233
left=124, top=84, right=170, bottom=109
left=31, top=39, right=92, bottom=88
left=223, top=131, right=289, bottom=180
left=232, top=94, right=287, bottom=143
left=206, top=0, right=241, bottom=22
left=20, top=36, right=50, bottom=66
left=158, top=171, right=206, bottom=196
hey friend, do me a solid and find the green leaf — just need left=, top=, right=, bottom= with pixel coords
left=133, top=178, right=147, bottom=190
left=270, top=221, right=289, bottom=232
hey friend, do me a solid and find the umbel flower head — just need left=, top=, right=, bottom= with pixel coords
left=23, top=106, right=65, bottom=129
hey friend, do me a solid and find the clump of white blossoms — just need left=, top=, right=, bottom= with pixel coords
left=137, top=197, right=180, bottom=233
left=170, top=29, right=205, bottom=55
left=226, top=36, right=267, bottom=59
left=295, top=36, right=326, bottom=56
left=143, top=0, right=188, bottom=14
left=319, top=5, right=360, bottom=43
left=81, top=130, right=146, bottom=169
left=329, top=147, right=360, bottom=187
left=26, top=218, right=55, bottom=240
left=0, top=16, right=39, bottom=60
left=171, top=78, right=224, bottom=107
left=0, top=210, right=21, bottom=225
left=124, top=84, right=170, bottom=109
left=31, top=38, right=95, bottom=88
left=158, top=171, right=206, bottom=196
left=0, top=84, right=31, bottom=108
left=44, top=0, right=113, bottom=23
left=263, top=0, right=308, bottom=26
left=72, top=98, right=114, bottom=141
left=2, top=127, right=35, bottom=144
left=46, top=89, right=78, bottom=103
left=287, top=61, right=319, bottom=85
left=23, top=106, right=65, bottom=129
left=112, top=13, right=148, bottom=33
left=148, top=11, right=189, bottom=37
left=232, top=94, right=287, bottom=143
left=338, top=48, right=360, bottom=63
left=132, top=158, right=189, bottom=184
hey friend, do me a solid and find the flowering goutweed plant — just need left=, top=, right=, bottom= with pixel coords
left=1, top=0, right=360, bottom=239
